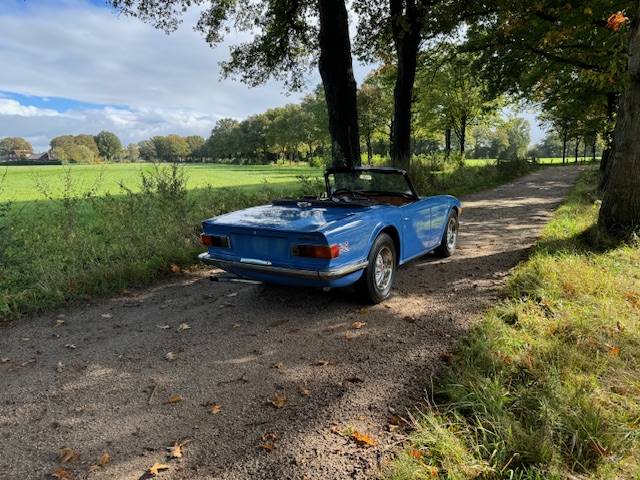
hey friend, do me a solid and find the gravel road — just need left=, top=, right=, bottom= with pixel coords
left=0, top=166, right=580, bottom=480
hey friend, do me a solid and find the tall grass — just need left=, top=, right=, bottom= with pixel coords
left=386, top=169, right=640, bottom=479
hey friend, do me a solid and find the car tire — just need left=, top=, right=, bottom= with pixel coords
left=434, top=209, right=459, bottom=258
left=357, top=233, right=396, bottom=304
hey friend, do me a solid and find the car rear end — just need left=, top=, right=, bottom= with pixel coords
left=199, top=220, right=367, bottom=288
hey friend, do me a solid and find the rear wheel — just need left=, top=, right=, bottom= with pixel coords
left=434, top=210, right=459, bottom=257
left=357, top=233, right=396, bottom=304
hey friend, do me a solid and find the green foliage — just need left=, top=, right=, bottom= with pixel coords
left=0, top=137, right=33, bottom=157
left=387, top=170, right=640, bottom=479
left=95, top=130, right=123, bottom=161
left=51, top=134, right=100, bottom=164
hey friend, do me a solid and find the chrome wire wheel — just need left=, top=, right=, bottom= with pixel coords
left=374, top=246, right=394, bottom=292
left=446, top=216, right=458, bottom=250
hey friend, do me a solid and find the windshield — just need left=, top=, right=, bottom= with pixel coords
left=326, top=170, right=415, bottom=197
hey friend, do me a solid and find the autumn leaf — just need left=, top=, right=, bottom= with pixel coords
left=313, top=360, right=329, bottom=366
left=168, top=443, right=183, bottom=459
left=300, top=387, right=311, bottom=397
left=59, top=447, right=78, bottom=463
left=209, top=403, right=222, bottom=414
left=258, top=443, right=275, bottom=451
left=271, top=362, right=284, bottom=369
left=408, top=448, right=423, bottom=460
left=609, top=346, right=621, bottom=357
left=270, top=393, right=287, bottom=408
left=607, top=11, right=629, bottom=32
left=350, top=430, right=377, bottom=447
left=170, top=264, right=181, bottom=273
left=101, top=313, right=112, bottom=319
left=157, top=325, right=170, bottom=330
left=51, top=467, right=74, bottom=479
left=344, top=331, right=355, bottom=341
left=0, top=357, right=9, bottom=363
left=177, top=323, right=191, bottom=332
left=96, top=451, right=111, bottom=466
left=166, top=394, right=183, bottom=404
left=147, top=463, right=170, bottom=475
left=55, top=319, right=65, bottom=327
left=351, top=321, right=366, bottom=329
left=165, top=352, right=176, bottom=361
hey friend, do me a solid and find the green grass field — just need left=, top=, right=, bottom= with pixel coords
left=0, top=163, right=321, bottom=202
left=387, top=169, right=640, bottom=479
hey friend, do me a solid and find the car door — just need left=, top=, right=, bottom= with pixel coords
left=400, top=198, right=436, bottom=260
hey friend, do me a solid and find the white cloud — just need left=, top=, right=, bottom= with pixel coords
left=0, top=104, right=222, bottom=151
left=0, top=99, right=61, bottom=117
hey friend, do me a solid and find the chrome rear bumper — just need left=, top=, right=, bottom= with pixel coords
left=198, top=253, right=367, bottom=281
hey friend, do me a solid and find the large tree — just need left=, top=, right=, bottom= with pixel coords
left=0, top=137, right=33, bottom=156
left=95, top=130, right=123, bottom=162
left=599, top=7, right=640, bottom=233
left=108, top=0, right=360, bottom=167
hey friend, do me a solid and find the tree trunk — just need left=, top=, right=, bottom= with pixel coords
left=318, top=0, right=360, bottom=168
left=562, top=129, right=568, bottom=164
left=366, top=136, right=373, bottom=164
left=599, top=5, right=640, bottom=234
left=445, top=128, right=452, bottom=157
left=592, top=138, right=597, bottom=162
left=389, top=0, right=422, bottom=170
left=459, top=114, right=467, bottom=155
left=574, top=137, right=579, bottom=163
left=599, top=91, right=619, bottom=191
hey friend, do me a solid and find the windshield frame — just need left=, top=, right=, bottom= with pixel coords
left=324, top=167, right=419, bottom=201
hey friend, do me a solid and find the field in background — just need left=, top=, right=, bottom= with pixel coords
left=0, top=158, right=591, bottom=203
left=0, top=163, right=320, bottom=202
left=387, top=169, right=640, bottom=479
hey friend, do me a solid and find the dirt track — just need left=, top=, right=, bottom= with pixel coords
left=0, top=166, right=580, bottom=480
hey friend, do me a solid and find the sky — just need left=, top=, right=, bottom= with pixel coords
left=0, top=0, right=543, bottom=152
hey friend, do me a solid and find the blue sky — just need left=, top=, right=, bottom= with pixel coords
left=0, top=0, right=543, bottom=152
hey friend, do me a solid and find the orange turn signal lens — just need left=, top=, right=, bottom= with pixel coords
left=200, top=234, right=230, bottom=248
left=292, top=244, right=340, bottom=259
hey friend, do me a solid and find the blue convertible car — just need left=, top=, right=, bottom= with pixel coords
left=199, top=167, right=461, bottom=303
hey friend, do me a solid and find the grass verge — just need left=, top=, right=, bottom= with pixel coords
left=0, top=160, right=540, bottom=320
left=386, top=169, right=640, bottom=479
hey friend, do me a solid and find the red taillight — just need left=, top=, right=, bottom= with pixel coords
left=292, top=244, right=340, bottom=259
left=200, top=234, right=230, bottom=248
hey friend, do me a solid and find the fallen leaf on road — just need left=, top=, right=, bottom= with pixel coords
left=232, top=323, right=241, bottom=329
left=350, top=430, right=377, bottom=447
left=51, top=467, right=74, bottom=479
left=270, top=393, right=287, bottom=408
left=1, top=357, right=9, bottom=363
left=170, top=264, right=181, bottom=273
left=177, top=323, right=191, bottom=332
left=166, top=394, right=183, bottom=404
left=351, top=321, right=366, bottom=329
left=344, top=331, right=355, bottom=341
left=227, top=292, right=238, bottom=297
left=300, top=387, right=311, bottom=397
left=101, top=313, right=112, bottom=319
left=258, top=443, right=274, bottom=451
left=408, top=448, right=423, bottom=460
left=271, top=362, right=284, bottom=369
left=55, top=319, right=65, bottom=327
left=313, top=360, right=329, bottom=366
left=157, top=325, right=170, bottom=330
left=59, top=447, right=78, bottom=463
left=98, top=451, right=111, bottom=466
left=147, top=463, right=170, bottom=475
left=167, top=443, right=183, bottom=459
left=209, top=403, right=222, bottom=414
left=56, top=362, right=64, bottom=373
left=355, top=307, right=368, bottom=315
left=165, top=352, right=176, bottom=361
left=64, top=344, right=76, bottom=349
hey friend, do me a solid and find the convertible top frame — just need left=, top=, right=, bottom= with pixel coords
left=324, top=166, right=420, bottom=201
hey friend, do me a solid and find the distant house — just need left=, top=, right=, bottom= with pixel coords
left=1, top=150, right=61, bottom=165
